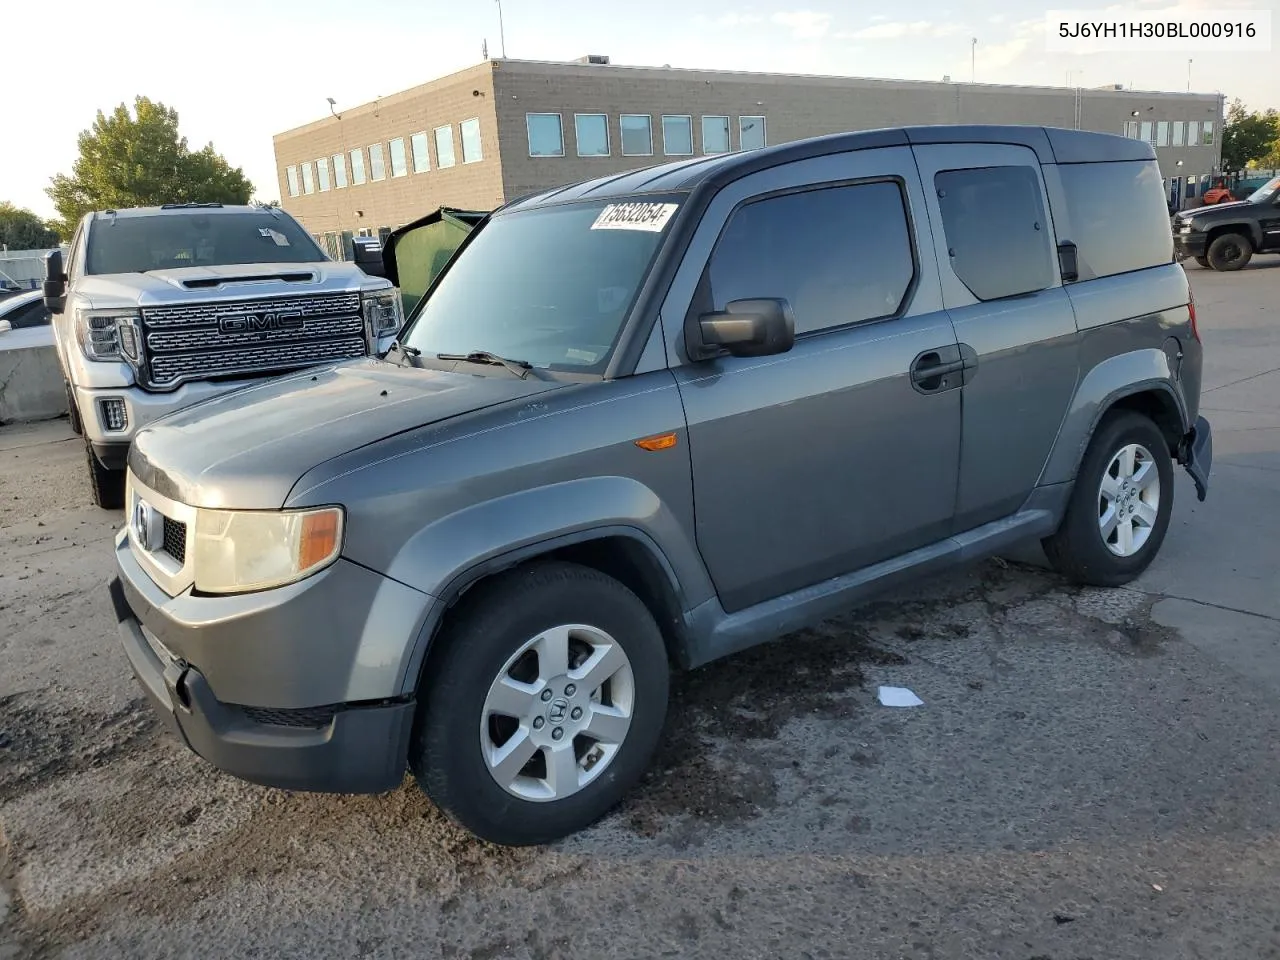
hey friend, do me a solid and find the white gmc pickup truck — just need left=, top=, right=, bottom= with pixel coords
left=42, top=203, right=403, bottom=507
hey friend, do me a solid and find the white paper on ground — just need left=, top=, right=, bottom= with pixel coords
left=878, top=686, right=924, bottom=707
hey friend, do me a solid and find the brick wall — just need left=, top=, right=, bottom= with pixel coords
left=273, top=62, right=504, bottom=241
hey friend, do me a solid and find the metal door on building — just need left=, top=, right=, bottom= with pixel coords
left=1169, top=176, right=1182, bottom=210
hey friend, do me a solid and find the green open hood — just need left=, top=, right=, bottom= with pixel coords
left=381, top=206, right=489, bottom=316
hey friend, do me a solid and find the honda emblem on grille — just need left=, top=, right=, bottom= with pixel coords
left=218, top=311, right=304, bottom=335
left=132, top=499, right=157, bottom=551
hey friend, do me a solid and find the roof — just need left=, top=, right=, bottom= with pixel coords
left=88, top=204, right=272, bottom=220
left=502, top=125, right=1157, bottom=213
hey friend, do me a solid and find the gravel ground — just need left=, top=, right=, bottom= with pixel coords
left=1, top=264, right=1278, bottom=960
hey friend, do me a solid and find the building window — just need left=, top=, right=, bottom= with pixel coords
left=1156, top=121, right=1171, bottom=146
left=350, top=148, right=367, bottom=185
left=1187, top=121, right=1201, bottom=146
left=285, top=165, right=299, bottom=197
left=332, top=154, right=348, bottom=188
left=702, top=115, right=731, bottom=154
left=435, top=125, right=457, bottom=167
left=1202, top=121, right=1215, bottom=145
left=461, top=118, right=483, bottom=163
left=301, top=161, right=316, bottom=194
left=526, top=114, right=564, bottom=157
left=575, top=114, right=609, bottom=156
left=389, top=138, right=408, bottom=177
left=662, top=115, right=693, bottom=156
left=368, top=143, right=387, bottom=181
left=620, top=114, right=653, bottom=156
left=934, top=165, right=1056, bottom=301
left=1172, top=121, right=1186, bottom=146
left=739, top=116, right=767, bottom=151
left=1139, top=121, right=1154, bottom=143
left=1123, top=121, right=1139, bottom=139
left=410, top=133, right=430, bottom=173
left=317, top=157, right=332, bottom=192
left=708, top=181, right=915, bottom=336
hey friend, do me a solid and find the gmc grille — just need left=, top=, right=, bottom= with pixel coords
left=139, top=292, right=367, bottom=388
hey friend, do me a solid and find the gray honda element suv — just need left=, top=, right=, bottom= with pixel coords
left=109, top=125, right=1212, bottom=846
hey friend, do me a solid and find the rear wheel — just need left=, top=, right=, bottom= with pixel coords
left=410, top=561, right=670, bottom=845
left=1042, top=411, right=1174, bottom=587
left=1206, top=232, right=1253, bottom=271
left=85, top=441, right=125, bottom=510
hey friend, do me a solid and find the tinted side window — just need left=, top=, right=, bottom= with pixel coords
left=9, top=299, right=52, bottom=328
left=1058, top=160, right=1175, bottom=280
left=707, top=181, right=916, bottom=336
left=935, top=166, right=1055, bottom=301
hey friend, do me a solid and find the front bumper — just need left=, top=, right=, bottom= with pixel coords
left=110, top=525, right=433, bottom=794
left=1179, top=415, right=1213, bottom=502
left=1173, top=232, right=1208, bottom=259
left=76, top=377, right=265, bottom=451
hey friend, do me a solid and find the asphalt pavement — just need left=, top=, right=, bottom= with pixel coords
left=1, top=260, right=1278, bottom=960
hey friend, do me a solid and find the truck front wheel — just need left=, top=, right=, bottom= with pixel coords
left=85, top=441, right=126, bottom=510
left=410, top=561, right=670, bottom=845
left=1207, top=232, right=1253, bottom=271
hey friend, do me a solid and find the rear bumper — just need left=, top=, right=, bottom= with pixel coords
left=108, top=575, right=415, bottom=794
left=1180, top=416, right=1213, bottom=502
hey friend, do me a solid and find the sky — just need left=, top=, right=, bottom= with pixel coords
left=5, top=0, right=1277, bottom=219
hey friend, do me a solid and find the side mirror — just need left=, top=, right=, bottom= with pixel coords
left=687, top=297, right=795, bottom=361
left=42, top=250, right=67, bottom=314
left=1057, top=241, right=1079, bottom=283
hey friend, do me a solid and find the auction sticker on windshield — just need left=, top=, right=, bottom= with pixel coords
left=591, top=202, right=679, bottom=232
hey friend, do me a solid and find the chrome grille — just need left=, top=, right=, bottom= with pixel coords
left=139, top=292, right=367, bottom=388
left=148, top=337, right=368, bottom=386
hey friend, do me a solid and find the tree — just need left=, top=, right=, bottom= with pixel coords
left=0, top=203, right=61, bottom=249
left=1220, top=99, right=1280, bottom=174
left=46, top=96, right=253, bottom=236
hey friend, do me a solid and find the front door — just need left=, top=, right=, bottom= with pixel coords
left=910, top=144, right=1081, bottom=532
left=661, top=146, right=963, bottom=614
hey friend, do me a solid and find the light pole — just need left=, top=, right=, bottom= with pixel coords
left=970, top=37, right=977, bottom=82
left=1187, top=59, right=1192, bottom=92
left=496, top=0, right=507, bottom=58
left=327, top=98, right=350, bottom=253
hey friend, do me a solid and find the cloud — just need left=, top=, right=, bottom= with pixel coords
left=870, top=14, right=888, bottom=21
left=839, top=20, right=965, bottom=40
left=717, top=12, right=766, bottom=26
left=771, top=10, right=833, bottom=39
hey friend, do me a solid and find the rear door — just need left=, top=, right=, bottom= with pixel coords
left=911, top=144, right=1080, bottom=532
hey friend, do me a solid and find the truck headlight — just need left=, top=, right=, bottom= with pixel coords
left=362, top=289, right=403, bottom=337
left=192, top=506, right=344, bottom=594
left=75, top=309, right=142, bottom=362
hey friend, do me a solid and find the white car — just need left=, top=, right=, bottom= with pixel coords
left=0, top=289, right=52, bottom=333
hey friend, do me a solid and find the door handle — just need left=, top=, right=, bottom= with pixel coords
left=910, top=347, right=964, bottom=393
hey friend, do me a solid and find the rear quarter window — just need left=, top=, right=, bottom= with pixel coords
left=1058, top=160, right=1174, bottom=281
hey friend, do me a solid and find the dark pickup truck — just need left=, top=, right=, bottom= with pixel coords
left=1173, top=176, right=1280, bottom=270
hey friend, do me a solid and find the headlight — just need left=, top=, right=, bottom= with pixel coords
left=362, top=289, right=403, bottom=337
left=192, top=506, right=344, bottom=594
left=76, top=308, right=142, bottom=362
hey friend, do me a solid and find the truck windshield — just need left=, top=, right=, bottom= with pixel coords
left=85, top=212, right=326, bottom=274
left=402, top=198, right=679, bottom=374
left=1246, top=178, right=1280, bottom=204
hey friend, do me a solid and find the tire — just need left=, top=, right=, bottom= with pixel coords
left=411, top=561, right=670, bottom=845
left=65, top=381, right=83, bottom=436
left=1206, top=232, right=1253, bottom=271
left=85, top=440, right=126, bottom=510
left=1042, top=410, right=1174, bottom=587
left=1194, top=256, right=1210, bottom=268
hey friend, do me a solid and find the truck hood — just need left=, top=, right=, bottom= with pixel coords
left=1176, top=201, right=1258, bottom=227
left=129, top=358, right=566, bottom=509
left=74, top=261, right=382, bottom=309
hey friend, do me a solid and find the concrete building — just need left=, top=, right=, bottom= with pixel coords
left=273, top=57, right=1225, bottom=253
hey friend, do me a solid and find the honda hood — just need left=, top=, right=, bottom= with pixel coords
left=129, top=358, right=565, bottom=509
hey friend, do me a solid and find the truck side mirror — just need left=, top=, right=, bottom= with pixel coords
left=687, top=297, right=796, bottom=361
left=42, top=250, right=67, bottom=314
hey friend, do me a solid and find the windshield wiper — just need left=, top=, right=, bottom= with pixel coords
left=436, top=350, right=533, bottom=379
left=387, top=341, right=421, bottom=367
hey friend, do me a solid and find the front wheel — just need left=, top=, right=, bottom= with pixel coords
left=1042, top=411, right=1174, bottom=587
left=1194, top=255, right=1210, bottom=268
left=1207, top=232, right=1253, bottom=271
left=411, top=561, right=670, bottom=845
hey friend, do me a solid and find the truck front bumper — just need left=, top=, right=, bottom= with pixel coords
left=109, top=529, right=432, bottom=794
left=79, top=378, right=264, bottom=468
left=1173, top=232, right=1208, bottom=259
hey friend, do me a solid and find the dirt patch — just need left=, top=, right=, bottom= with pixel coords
left=0, top=690, right=159, bottom=804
